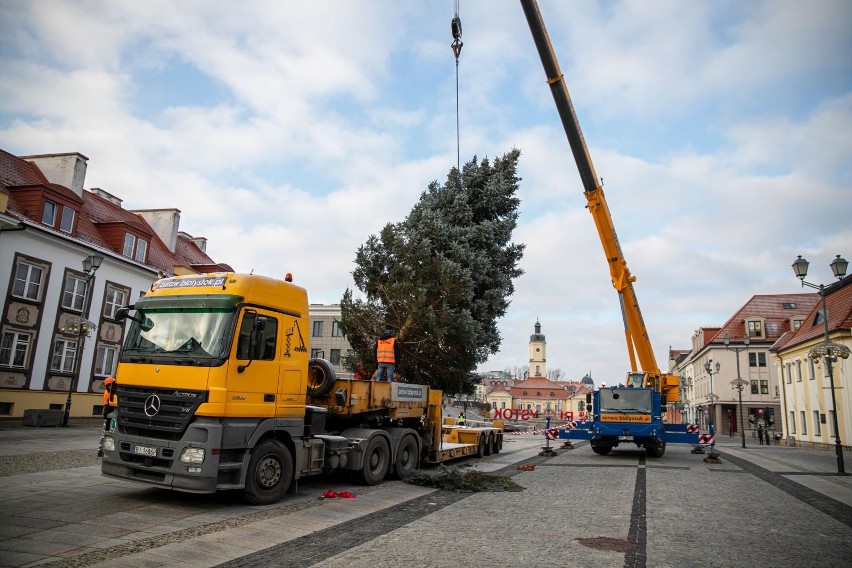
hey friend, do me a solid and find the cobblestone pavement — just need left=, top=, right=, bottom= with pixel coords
left=0, top=423, right=850, bottom=568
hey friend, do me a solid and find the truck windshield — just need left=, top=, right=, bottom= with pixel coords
left=599, top=389, right=652, bottom=414
left=124, top=308, right=234, bottom=358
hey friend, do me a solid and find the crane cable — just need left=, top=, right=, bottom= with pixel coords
left=451, top=2, right=463, bottom=171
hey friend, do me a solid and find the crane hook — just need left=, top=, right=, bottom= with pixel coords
left=451, top=14, right=463, bottom=60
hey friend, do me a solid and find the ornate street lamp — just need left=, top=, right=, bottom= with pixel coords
left=62, top=254, right=103, bottom=426
left=724, top=333, right=750, bottom=449
left=703, top=359, right=721, bottom=460
left=792, top=254, right=848, bottom=475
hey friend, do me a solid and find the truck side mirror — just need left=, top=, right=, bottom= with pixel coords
left=586, top=393, right=592, bottom=405
left=115, top=306, right=130, bottom=321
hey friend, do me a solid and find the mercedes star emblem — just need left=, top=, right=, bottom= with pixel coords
left=144, top=394, right=161, bottom=417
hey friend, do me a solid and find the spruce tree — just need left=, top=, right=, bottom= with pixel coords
left=340, top=149, right=524, bottom=395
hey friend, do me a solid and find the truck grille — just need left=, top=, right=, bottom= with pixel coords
left=116, top=386, right=207, bottom=440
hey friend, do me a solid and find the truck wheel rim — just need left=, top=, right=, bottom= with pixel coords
left=258, top=456, right=281, bottom=488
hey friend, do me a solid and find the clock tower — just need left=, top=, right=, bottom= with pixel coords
left=528, top=319, right=547, bottom=378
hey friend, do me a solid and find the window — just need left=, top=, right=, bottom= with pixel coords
left=747, top=320, right=763, bottom=337
left=13, top=260, right=45, bottom=301
left=789, top=411, right=796, bottom=434
left=123, top=233, right=136, bottom=257
left=331, top=321, right=343, bottom=337
left=809, top=357, right=816, bottom=380
left=330, top=349, right=340, bottom=365
left=782, top=302, right=797, bottom=309
left=60, top=207, right=75, bottom=233
left=134, top=239, right=148, bottom=262
left=235, top=313, right=278, bottom=361
left=1, top=330, right=31, bottom=368
left=786, top=363, right=792, bottom=384
left=312, top=321, right=323, bottom=337
left=750, top=380, right=758, bottom=394
left=757, top=353, right=766, bottom=367
left=760, top=380, right=768, bottom=394
left=42, top=200, right=56, bottom=225
left=51, top=339, right=78, bottom=373
left=792, top=319, right=802, bottom=330
left=749, top=353, right=756, bottom=367
left=796, top=360, right=802, bottom=382
left=62, top=275, right=87, bottom=311
left=800, top=411, right=807, bottom=435
left=501, top=401, right=506, bottom=409
left=814, top=411, right=821, bottom=436
left=104, top=287, right=127, bottom=319
left=310, top=348, right=324, bottom=359
left=95, top=345, right=118, bottom=377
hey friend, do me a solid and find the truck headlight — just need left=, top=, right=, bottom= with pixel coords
left=103, top=436, right=115, bottom=452
left=179, top=447, right=205, bottom=465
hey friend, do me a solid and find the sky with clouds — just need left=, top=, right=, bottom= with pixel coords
left=1, top=0, right=850, bottom=383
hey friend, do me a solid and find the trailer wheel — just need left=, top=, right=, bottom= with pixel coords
left=476, top=434, right=486, bottom=458
left=307, top=358, right=336, bottom=397
left=484, top=433, right=494, bottom=456
left=394, top=434, right=419, bottom=479
left=591, top=443, right=612, bottom=456
left=492, top=433, right=502, bottom=454
left=245, top=440, right=294, bottom=505
left=645, top=441, right=666, bottom=458
left=354, top=436, right=390, bottom=485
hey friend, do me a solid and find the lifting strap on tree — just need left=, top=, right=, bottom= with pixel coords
left=451, top=1, right=463, bottom=170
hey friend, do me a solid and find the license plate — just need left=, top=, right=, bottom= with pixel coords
left=131, top=444, right=157, bottom=457
left=618, top=435, right=634, bottom=441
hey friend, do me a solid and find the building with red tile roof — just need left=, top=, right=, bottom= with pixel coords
left=0, top=148, right=231, bottom=418
left=671, top=293, right=820, bottom=438
left=770, top=274, right=851, bottom=451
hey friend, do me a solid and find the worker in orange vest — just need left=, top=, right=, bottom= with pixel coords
left=374, top=329, right=400, bottom=382
left=98, top=377, right=117, bottom=457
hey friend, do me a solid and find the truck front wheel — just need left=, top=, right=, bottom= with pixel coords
left=591, top=442, right=612, bottom=456
left=245, top=440, right=294, bottom=505
left=645, top=441, right=666, bottom=458
left=354, top=436, right=390, bottom=485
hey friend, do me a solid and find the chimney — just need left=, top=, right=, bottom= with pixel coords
left=89, top=188, right=123, bottom=207
left=21, top=152, right=89, bottom=197
left=133, top=208, right=181, bottom=252
left=178, top=231, right=207, bottom=252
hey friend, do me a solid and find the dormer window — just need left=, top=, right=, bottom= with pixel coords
left=792, top=318, right=803, bottom=330
left=123, top=233, right=148, bottom=262
left=60, top=207, right=75, bottom=233
left=41, top=200, right=76, bottom=233
left=42, top=201, right=56, bottom=225
left=747, top=320, right=763, bottom=338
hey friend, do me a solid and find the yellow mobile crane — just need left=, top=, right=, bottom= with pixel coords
left=520, top=0, right=696, bottom=457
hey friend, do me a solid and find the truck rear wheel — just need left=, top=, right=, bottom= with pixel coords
left=484, top=433, right=494, bottom=456
left=591, top=443, right=612, bottom=456
left=245, top=440, right=294, bottom=505
left=492, top=433, right=502, bottom=454
left=354, top=436, right=390, bottom=485
left=394, top=434, right=419, bottom=479
left=476, top=434, right=487, bottom=458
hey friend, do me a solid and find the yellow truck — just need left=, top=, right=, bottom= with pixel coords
left=101, top=273, right=502, bottom=504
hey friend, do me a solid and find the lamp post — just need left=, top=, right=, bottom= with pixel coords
left=792, top=254, right=849, bottom=475
left=724, top=333, right=750, bottom=449
left=704, top=359, right=721, bottom=460
left=61, top=254, right=103, bottom=427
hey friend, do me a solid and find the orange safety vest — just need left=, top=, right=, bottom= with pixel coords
left=103, top=388, right=112, bottom=406
left=377, top=337, right=396, bottom=363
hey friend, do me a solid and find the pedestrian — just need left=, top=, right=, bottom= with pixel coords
left=456, top=411, right=466, bottom=426
left=757, top=423, right=764, bottom=445
left=98, top=377, right=116, bottom=457
left=374, top=328, right=400, bottom=382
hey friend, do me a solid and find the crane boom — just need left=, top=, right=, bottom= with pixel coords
left=520, top=0, right=679, bottom=402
